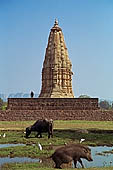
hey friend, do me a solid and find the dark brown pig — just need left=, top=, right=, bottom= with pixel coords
left=50, top=144, right=93, bottom=169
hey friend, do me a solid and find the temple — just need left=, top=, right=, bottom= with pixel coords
left=39, top=19, right=74, bottom=98
left=6, top=20, right=100, bottom=121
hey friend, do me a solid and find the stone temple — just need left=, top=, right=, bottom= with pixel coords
left=6, top=20, right=99, bottom=121
left=39, top=19, right=74, bottom=98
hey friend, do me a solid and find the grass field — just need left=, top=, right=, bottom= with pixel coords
left=2, top=163, right=113, bottom=170
left=0, top=120, right=113, bottom=170
left=0, top=120, right=113, bottom=130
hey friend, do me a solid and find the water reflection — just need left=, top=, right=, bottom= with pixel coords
left=0, top=144, right=40, bottom=167
left=0, top=144, right=113, bottom=168
left=76, top=146, right=113, bottom=168
left=0, top=157, right=39, bottom=166
left=0, top=144, right=25, bottom=148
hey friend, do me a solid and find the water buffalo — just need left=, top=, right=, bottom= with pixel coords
left=26, top=119, right=53, bottom=138
left=50, top=144, right=93, bottom=169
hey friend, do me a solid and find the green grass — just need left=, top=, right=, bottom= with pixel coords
left=0, top=128, right=113, bottom=160
left=1, top=103, right=7, bottom=111
left=54, top=120, right=113, bottom=130
left=1, top=163, right=113, bottom=170
left=0, top=121, right=34, bottom=130
left=1, top=128, right=113, bottom=146
left=0, top=120, right=113, bottom=169
left=0, top=144, right=53, bottom=158
left=1, top=120, right=113, bottom=130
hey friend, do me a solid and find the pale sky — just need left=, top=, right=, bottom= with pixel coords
left=0, top=0, right=113, bottom=100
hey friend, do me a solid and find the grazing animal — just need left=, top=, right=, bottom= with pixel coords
left=25, top=119, right=53, bottom=138
left=50, top=144, right=93, bottom=169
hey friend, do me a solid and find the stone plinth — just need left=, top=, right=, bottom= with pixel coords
left=7, top=98, right=99, bottom=110
left=1, top=109, right=113, bottom=121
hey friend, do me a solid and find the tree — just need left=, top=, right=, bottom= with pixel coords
left=99, top=100, right=111, bottom=110
left=79, top=95, right=91, bottom=98
left=0, top=98, right=3, bottom=110
left=112, top=103, right=113, bottom=110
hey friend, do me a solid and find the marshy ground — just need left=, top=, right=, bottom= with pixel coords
left=0, top=120, right=113, bottom=170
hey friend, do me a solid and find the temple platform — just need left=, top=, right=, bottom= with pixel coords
left=7, top=98, right=99, bottom=110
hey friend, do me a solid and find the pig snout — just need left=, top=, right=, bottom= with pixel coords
left=85, top=151, right=93, bottom=162
left=88, top=156, right=93, bottom=161
left=87, top=154, right=93, bottom=161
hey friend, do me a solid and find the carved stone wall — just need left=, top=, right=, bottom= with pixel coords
left=39, top=20, right=74, bottom=98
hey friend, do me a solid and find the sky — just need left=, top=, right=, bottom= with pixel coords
left=0, top=0, right=113, bottom=100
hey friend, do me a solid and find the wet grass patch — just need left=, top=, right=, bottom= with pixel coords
left=0, top=129, right=113, bottom=158
left=0, top=128, right=113, bottom=145
left=1, top=120, right=113, bottom=169
left=1, top=162, right=113, bottom=170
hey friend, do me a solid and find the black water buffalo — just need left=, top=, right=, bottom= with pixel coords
left=26, top=119, right=53, bottom=138
left=50, top=144, right=93, bottom=169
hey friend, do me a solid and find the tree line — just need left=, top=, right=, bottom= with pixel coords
left=79, top=95, right=113, bottom=110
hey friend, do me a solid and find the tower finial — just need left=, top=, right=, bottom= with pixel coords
left=54, top=19, right=58, bottom=27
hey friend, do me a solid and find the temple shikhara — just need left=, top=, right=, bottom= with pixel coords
left=39, top=19, right=74, bottom=98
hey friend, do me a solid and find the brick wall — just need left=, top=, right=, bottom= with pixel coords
left=0, top=110, right=113, bottom=121
left=0, top=98, right=112, bottom=121
left=7, top=98, right=99, bottom=110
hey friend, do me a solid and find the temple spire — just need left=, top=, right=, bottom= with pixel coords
left=39, top=20, right=74, bottom=98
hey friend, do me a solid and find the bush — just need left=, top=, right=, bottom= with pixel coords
left=0, top=98, right=3, bottom=110
left=99, top=100, right=111, bottom=110
left=0, top=99, right=7, bottom=110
